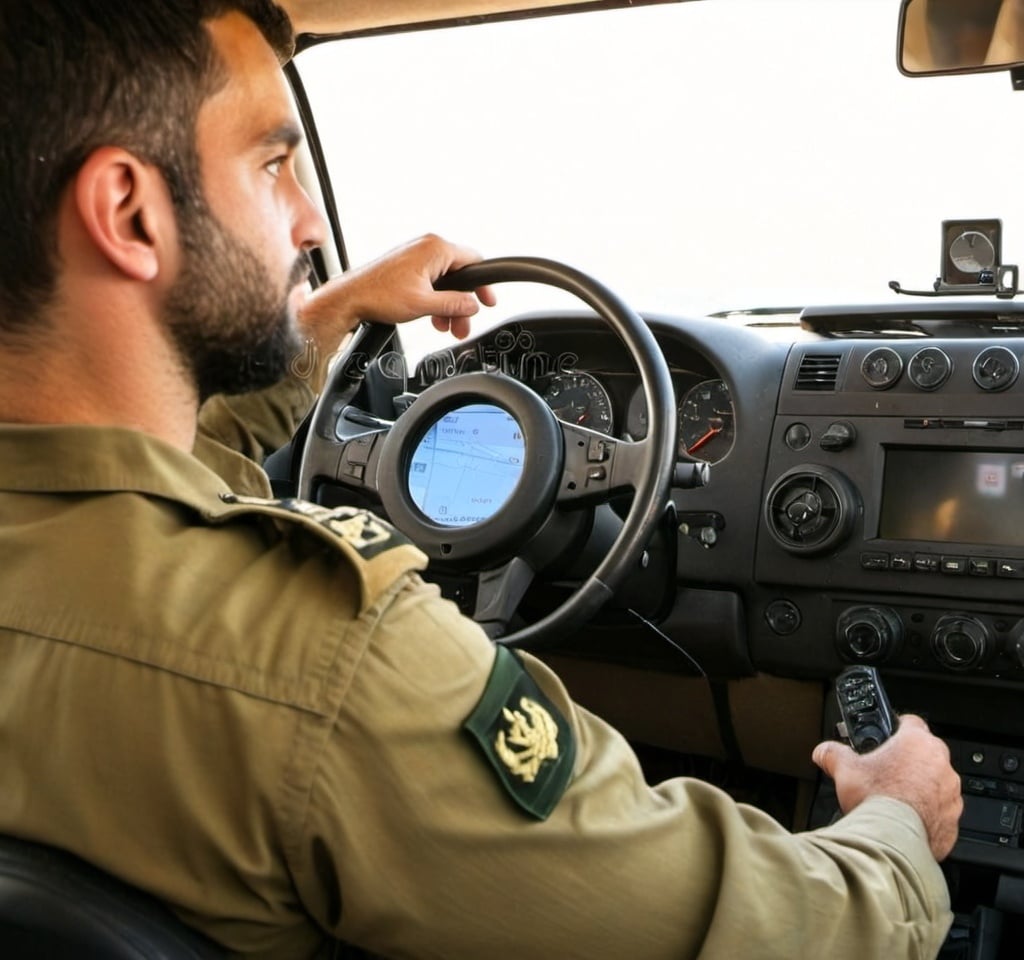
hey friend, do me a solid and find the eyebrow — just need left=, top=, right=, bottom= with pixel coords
left=259, top=121, right=303, bottom=151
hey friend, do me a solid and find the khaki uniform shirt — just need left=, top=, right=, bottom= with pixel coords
left=0, top=380, right=952, bottom=959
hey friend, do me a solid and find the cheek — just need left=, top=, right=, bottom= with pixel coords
left=238, top=192, right=296, bottom=279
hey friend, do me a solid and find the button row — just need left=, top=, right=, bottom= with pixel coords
left=964, top=777, right=1024, bottom=801
left=860, top=552, right=1023, bottom=577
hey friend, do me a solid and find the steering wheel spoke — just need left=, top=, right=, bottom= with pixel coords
left=472, top=558, right=537, bottom=639
left=556, top=422, right=648, bottom=505
left=334, top=422, right=389, bottom=496
left=298, top=406, right=390, bottom=500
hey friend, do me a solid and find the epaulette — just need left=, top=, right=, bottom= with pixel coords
left=210, top=494, right=427, bottom=614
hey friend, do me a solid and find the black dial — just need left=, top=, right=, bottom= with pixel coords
left=861, top=348, right=903, bottom=389
left=541, top=371, right=614, bottom=435
left=908, top=347, right=952, bottom=391
left=679, top=379, right=735, bottom=463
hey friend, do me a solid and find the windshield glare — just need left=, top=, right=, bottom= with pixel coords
left=296, top=0, right=1021, bottom=363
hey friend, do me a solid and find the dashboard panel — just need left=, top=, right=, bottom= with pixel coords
left=405, top=303, right=1024, bottom=707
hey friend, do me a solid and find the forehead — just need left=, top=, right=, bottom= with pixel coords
left=198, top=11, right=296, bottom=150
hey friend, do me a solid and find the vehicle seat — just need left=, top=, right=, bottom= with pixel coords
left=0, top=833, right=225, bottom=958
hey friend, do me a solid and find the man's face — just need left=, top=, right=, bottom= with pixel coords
left=164, top=11, right=325, bottom=401
left=163, top=200, right=307, bottom=401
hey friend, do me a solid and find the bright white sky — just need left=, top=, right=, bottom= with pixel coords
left=298, top=0, right=1022, bottom=361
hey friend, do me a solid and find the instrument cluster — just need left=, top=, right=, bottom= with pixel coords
left=531, top=369, right=735, bottom=464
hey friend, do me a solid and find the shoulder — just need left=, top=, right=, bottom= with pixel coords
left=212, top=494, right=428, bottom=615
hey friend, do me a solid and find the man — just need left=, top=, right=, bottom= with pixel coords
left=0, top=2, right=962, bottom=958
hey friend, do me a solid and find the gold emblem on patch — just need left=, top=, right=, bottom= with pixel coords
left=494, top=697, right=559, bottom=783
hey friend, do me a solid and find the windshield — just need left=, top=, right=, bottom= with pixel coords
left=295, top=0, right=1021, bottom=362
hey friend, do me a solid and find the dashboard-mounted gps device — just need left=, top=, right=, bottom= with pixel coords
left=889, top=218, right=1019, bottom=299
left=940, top=218, right=1003, bottom=289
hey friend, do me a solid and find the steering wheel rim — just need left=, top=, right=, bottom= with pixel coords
left=299, top=256, right=677, bottom=649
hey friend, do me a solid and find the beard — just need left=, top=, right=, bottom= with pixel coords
left=162, top=202, right=308, bottom=403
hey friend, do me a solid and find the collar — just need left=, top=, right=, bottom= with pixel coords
left=0, top=423, right=270, bottom=519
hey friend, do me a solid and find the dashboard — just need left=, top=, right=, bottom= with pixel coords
left=403, top=304, right=1024, bottom=703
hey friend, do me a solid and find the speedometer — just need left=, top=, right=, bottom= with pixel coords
left=679, top=378, right=735, bottom=463
left=541, top=372, right=614, bottom=435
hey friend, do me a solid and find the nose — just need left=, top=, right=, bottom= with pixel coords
left=292, top=182, right=328, bottom=252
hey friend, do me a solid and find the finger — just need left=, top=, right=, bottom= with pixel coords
left=430, top=316, right=471, bottom=340
left=427, top=291, right=483, bottom=320
left=476, top=284, right=498, bottom=307
left=893, top=712, right=928, bottom=733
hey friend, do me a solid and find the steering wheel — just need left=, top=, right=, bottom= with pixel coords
left=297, top=257, right=677, bottom=649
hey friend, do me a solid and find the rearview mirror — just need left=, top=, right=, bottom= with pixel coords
left=898, top=0, right=1024, bottom=76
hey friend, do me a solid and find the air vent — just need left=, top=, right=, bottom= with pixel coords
left=764, top=465, right=857, bottom=555
left=795, top=353, right=841, bottom=391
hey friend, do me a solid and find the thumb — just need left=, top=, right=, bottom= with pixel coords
left=812, top=739, right=848, bottom=778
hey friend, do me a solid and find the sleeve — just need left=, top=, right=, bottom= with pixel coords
left=288, top=577, right=952, bottom=960
left=196, top=374, right=317, bottom=463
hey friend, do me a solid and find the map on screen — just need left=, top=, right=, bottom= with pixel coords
left=408, top=403, right=525, bottom=526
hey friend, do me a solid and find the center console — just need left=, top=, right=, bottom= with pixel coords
left=760, top=317, right=1024, bottom=957
left=753, top=330, right=1024, bottom=683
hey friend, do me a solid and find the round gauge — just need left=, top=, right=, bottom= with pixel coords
left=679, top=378, right=735, bottom=463
left=907, top=347, right=952, bottom=391
left=973, top=345, right=1019, bottom=392
left=950, top=230, right=996, bottom=274
left=861, top=347, right=903, bottom=390
left=541, top=371, right=614, bottom=435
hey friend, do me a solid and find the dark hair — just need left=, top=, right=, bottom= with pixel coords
left=0, top=0, right=294, bottom=334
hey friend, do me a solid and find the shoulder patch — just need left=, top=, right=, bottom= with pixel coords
left=464, top=646, right=575, bottom=821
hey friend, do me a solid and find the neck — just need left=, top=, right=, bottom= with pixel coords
left=0, top=286, right=200, bottom=452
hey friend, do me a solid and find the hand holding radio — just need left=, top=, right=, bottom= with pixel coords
left=813, top=669, right=963, bottom=860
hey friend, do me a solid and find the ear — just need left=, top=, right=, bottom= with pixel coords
left=73, top=147, right=175, bottom=283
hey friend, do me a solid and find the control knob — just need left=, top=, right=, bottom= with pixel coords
left=930, top=614, right=988, bottom=671
left=836, top=605, right=903, bottom=663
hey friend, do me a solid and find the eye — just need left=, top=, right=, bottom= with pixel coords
left=265, top=156, right=286, bottom=178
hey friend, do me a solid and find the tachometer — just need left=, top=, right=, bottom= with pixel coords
left=541, top=372, right=614, bottom=435
left=679, top=378, right=734, bottom=463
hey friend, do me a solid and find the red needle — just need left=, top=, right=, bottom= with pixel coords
left=687, top=425, right=721, bottom=454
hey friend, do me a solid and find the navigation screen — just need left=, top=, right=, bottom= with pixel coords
left=408, top=403, right=525, bottom=527
left=879, top=447, right=1024, bottom=547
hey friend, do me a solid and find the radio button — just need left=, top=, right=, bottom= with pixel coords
left=996, top=559, right=1024, bottom=579
left=940, top=556, right=968, bottom=575
left=914, top=554, right=941, bottom=573
left=969, top=558, right=996, bottom=576
left=965, top=777, right=999, bottom=795
left=891, top=552, right=914, bottom=571
left=860, top=552, right=889, bottom=571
